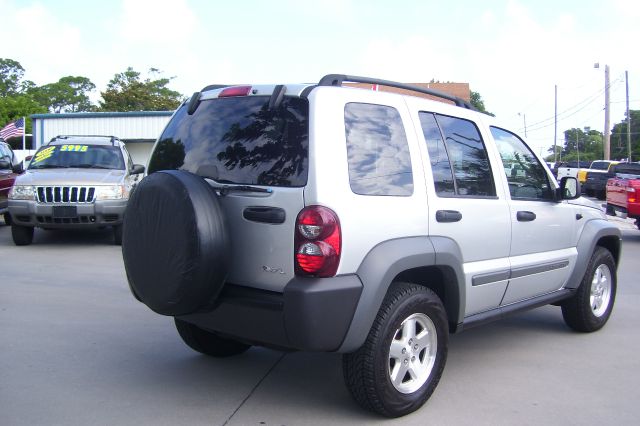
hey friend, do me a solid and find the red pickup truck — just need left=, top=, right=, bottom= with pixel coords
left=606, top=162, right=640, bottom=230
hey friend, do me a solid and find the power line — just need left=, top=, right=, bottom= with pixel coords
left=520, top=74, right=625, bottom=133
left=525, top=76, right=625, bottom=134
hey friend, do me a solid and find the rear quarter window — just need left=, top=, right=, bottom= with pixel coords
left=344, top=103, right=413, bottom=196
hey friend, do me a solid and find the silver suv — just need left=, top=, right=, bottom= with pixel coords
left=8, top=135, right=145, bottom=245
left=122, top=75, right=621, bottom=417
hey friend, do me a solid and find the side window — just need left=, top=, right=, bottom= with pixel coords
left=344, top=103, right=413, bottom=196
left=0, top=144, right=10, bottom=160
left=491, top=127, right=552, bottom=200
left=419, top=113, right=455, bottom=195
left=419, top=112, right=496, bottom=197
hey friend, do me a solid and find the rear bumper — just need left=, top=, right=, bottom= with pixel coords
left=609, top=203, right=640, bottom=219
left=175, top=275, right=363, bottom=352
left=582, top=180, right=606, bottom=192
left=8, top=199, right=127, bottom=228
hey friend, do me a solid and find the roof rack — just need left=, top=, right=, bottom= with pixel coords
left=318, top=74, right=476, bottom=110
left=49, top=135, right=120, bottom=145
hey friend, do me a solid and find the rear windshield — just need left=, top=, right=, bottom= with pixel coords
left=29, top=144, right=125, bottom=170
left=590, top=161, right=610, bottom=170
left=148, top=96, right=309, bottom=187
left=614, top=163, right=640, bottom=177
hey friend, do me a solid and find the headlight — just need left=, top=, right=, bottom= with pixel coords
left=95, top=185, right=128, bottom=200
left=8, top=185, right=36, bottom=200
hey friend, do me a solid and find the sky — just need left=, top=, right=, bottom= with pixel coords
left=1, top=0, right=638, bottom=158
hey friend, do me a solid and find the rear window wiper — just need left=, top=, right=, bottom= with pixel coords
left=208, top=182, right=273, bottom=196
left=72, top=164, right=115, bottom=169
left=30, top=164, right=68, bottom=169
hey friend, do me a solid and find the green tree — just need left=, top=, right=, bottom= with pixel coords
left=0, top=95, right=47, bottom=135
left=0, top=58, right=46, bottom=136
left=559, top=128, right=603, bottom=162
left=470, top=91, right=494, bottom=116
left=98, top=67, right=183, bottom=112
left=610, top=110, right=640, bottom=161
left=0, top=58, right=36, bottom=97
left=31, top=76, right=96, bottom=113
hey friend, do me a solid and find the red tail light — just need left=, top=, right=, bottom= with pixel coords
left=219, top=86, right=252, bottom=98
left=295, top=206, right=341, bottom=277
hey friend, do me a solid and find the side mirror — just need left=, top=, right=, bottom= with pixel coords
left=557, top=176, right=580, bottom=200
left=12, top=161, right=24, bottom=174
left=0, top=159, right=11, bottom=170
left=130, top=164, right=145, bottom=175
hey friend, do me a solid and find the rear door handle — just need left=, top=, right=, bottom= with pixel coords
left=436, top=210, right=462, bottom=223
left=516, top=211, right=536, bottom=222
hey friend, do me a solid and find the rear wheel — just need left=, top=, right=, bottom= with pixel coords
left=174, top=319, right=251, bottom=357
left=11, top=224, right=34, bottom=246
left=342, top=282, right=448, bottom=417
left=562, top=247, right=616, bottom=332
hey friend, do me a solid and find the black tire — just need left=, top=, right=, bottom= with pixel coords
left=562, top=247, right=616, bottom=332
left=122, top=170, right=230, bottom=316
left=342, top=282, right=448, bottom=418
left=175, top=319, right=251, bottom=357
left=585, top=188, right=594, bottom=197
left=11, top=224, right=34, bottom=246
left=3, top=212, right=11, bottom=226
left=596, top=190, right=606, bottom=200
left=113, top=224, right=122, bottom=245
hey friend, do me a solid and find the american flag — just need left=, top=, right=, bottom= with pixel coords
left=1, top=117, right=25, bottom=140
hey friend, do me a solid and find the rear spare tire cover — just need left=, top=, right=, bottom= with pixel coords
left=122, top=170, right=229, bottom=316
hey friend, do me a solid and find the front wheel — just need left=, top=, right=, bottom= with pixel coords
left=174, top=319, right=251, bottom=357
left=342, top=282, right=448, bottom=417
left=113, top=224, right=122, bottom=245
left=3, top=212, right=11, bottom=226
left=11, top=224, right=34, bottom=246
left=562, top=247, right=616, bottom=332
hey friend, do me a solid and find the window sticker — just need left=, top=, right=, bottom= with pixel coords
left=60, top=145, right=88, bottom=152
left=32, top=146, right=57, bottom=164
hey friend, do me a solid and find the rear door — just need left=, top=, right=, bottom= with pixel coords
left=411, top=105, right=511, bottom=317
left=147, top=94, right=309, bottom=292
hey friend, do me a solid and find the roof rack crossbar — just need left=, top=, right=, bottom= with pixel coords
left=318, top=74, right=475, bottom=110
left=48, top=135, right=120, bottom=144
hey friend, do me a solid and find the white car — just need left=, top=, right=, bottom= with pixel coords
left=121, top=74, right=621, bottom=417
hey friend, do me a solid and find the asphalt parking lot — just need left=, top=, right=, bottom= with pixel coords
left=1, top=215, right=640, bottom=426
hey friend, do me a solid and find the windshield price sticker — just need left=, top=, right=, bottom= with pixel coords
left=32, top=146, right=57, bottom=164
left=60, top=145, right=88, bottom=152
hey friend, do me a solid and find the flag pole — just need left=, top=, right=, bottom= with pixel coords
left=22, top=116, right=26, bottom=151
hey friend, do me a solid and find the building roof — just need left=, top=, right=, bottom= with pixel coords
left=31, top=111, right=173, bottom=120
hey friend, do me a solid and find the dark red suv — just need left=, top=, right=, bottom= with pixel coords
left=0, top=140, right=23, bottom=225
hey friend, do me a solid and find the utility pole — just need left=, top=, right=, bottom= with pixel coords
left=519, top=113, right=528, bottom=137
left=553, top=85, right=558, bottom=163
left=576, top=130, right=580, bottom=164
left=626, top=70, right=632, bottom=162
left=604, top=65, right=611, bottom=160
